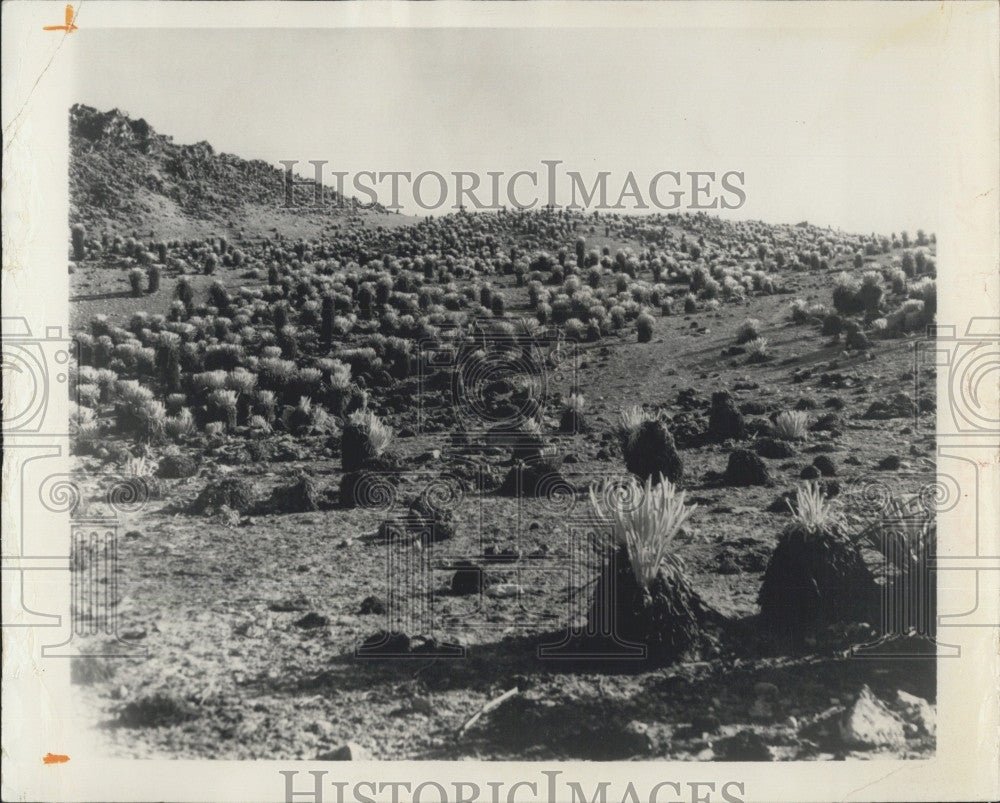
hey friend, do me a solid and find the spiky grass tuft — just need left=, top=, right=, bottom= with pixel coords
left=589, top=474, right=697, bottom=589
left=736, top=318, right=762, bottom=344
left=758, top=481, right=876, bottom=640
left=773, top=410, right=809, bottom=440
left=787, top=481, right=839, bottom=536
left=348, top=409, right=394, bottom=457
left=618, top=405, right=658, bottom=448
left=745, top=337, right=770, bottom=362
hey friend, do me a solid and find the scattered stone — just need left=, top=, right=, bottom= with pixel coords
left=845, top=328, right=870, bottom=351
left=619, top=720, right=656, bottom=756
left=359, top=596, right=386, bottom=615
left=483, top=546, right=520, bottom=563
left=896, top=690, right=935, bottom=736
left=755, top=437, right=796, bottom=459
left=714, top=549, right=740, bottom=575
left=156, top=452, right=198, bottom=479
left=269, top=594, right=311, bottom=612
left=295, top=612, right=330, bottom=629
left=839, top=686, right=906, bottom=748
left=190, top=477, right=256, bottom=515
left=450, top=560, right=485, bottom=595
left=810, top=412, right=841, bottom=432
left=675, top=387, right=704, bottom=410
left=754, top=682, right=780, bottom=699
left=690, top=713, right=721, bottom=735
left=713, top=729, right=772, bottom=761
left=408, top=697, right=434, bottom=716
left=118, top=692, right=199, bottom=728
left=407, top=493, right=457, bottom=543
left=486, top=583, right=522, bottom=598
left=210, top=505, right=242, bottom=527
left=497, top=455, right=572, bottom=497
left=877, top=455, right=901, bottom=471
left=800, top=465, right=821, bottom=480
left=863, top=393, right=916, bottom=420
left=812, top=455, right=837, bottom=476
left=723, top=449, right=772, bottom=487
left=339, top=468, right=399, bottom=510
left=317, top=743, right=369, bottom=761
left=271, top=473, right=322, bottom=513
left=360, top=630, right=412, bottom=655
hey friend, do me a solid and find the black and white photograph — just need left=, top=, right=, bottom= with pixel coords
left=3, top=3, right=998, bottom=802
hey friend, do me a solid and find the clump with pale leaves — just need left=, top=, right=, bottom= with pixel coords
left=589, top=474, right=698, bottom=589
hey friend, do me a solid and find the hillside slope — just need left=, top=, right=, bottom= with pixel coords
left=69, top=104, right=402, bottom=239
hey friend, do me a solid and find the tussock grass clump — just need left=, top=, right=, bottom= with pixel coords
left=114, top=380, right=166, bottom=441
left=128, top=268, right=145, bottom=297
left=910, top=277, right=936, bottom=319
left=559, top=392, right=588, bottom=433
left=206, top=389, right=238, bottom=429
left=636, top=312, right=655, bottom=343
left=832, top=272, right=865, bottom=315
left=617, top=405, right=658, bottom=448
left=620, top=414, right=683, bottom=486
left=339, top=410, right=397, bottom=508
left=69, top=404, right=100, bottom=454
left=773, top=410, right=809, bottom=441
left=164, top=408, right=196, bottom=440
left=865, top=498, right=937, bottom=638
left=706, top=390, right=746, bottom=443
left=590, top=475, right=697, bottom=590
left=744, top=337, right=770, bottom=363
left=284, top=395, right=330, bottom=436
left=758, top=482, right=877, bottom=640
left=71, top=223, right=86, bottom=261
left=587, top=475, right=714, bottom=664
left=735, top=318, right=761, bottom=344
left=821, top=313, right=843, bottom=337
left=789, top=299, right=810, bottom=324
left=346, top=410, right=393, bottom=460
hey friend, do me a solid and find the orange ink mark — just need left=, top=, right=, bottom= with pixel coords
left=43, top=753, right=70, bottom=764
left=43, top=5, right=78, bottom=33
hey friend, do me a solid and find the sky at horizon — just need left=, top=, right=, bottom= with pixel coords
left=73, top=26, right=949, bottom=235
